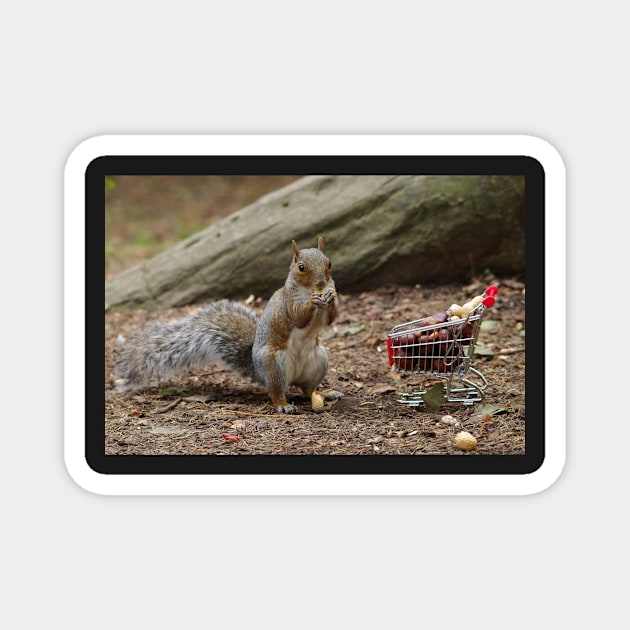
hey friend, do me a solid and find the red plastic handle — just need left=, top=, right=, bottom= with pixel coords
left=482, top=296, right=495, bottom=308
left=485, top=285, right=498, bottom=297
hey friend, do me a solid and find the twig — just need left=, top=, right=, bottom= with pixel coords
left=156, top=397, right=182, bottom=413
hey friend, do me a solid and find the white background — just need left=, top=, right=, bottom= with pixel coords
left=2, top=1, right=622, bottom=628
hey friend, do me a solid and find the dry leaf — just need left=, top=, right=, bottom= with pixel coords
left=183, top=394, right=215, bottom=403
left=421, top=384, right=446, bottom=413
left=370, top=385, right=397, bottom=395
left=474, top=345, right=495, bottom=356
left=221, top=433, right=240, bottom=442
left=343, top=323, right=366, bottom=336
left=478, top=414, right=494, bottom=436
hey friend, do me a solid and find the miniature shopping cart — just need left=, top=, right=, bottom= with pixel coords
left=386, top=285, right=498, bottom=406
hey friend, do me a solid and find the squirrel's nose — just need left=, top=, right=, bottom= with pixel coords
left=316, top=279, right=327, bottom=292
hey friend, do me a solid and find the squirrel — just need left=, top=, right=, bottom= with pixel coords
left=114, top=237, right=343, bottom=413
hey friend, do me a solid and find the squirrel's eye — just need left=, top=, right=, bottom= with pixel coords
left=298, top=262, right=305, bottom=272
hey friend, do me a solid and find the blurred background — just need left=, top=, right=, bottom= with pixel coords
left=105, top=175, right=300, bottom=280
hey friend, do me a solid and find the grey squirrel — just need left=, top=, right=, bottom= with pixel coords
left=114, top=237, right=343, bottom=413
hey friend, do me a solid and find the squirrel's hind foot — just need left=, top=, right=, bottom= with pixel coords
left=275, top=401, right=299, bottom=414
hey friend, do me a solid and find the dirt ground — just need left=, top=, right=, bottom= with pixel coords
left=105, top=280, right=525, bottom=456
left=105, top=176, right=526, bottom=456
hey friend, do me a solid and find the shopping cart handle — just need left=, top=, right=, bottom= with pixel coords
left=386, top=337, right=394, bottom=366
left=485, top=285, right=498, bottom=297
left=482, top=295, right=495, bottom=308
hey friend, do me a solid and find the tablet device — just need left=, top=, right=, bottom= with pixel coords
left=64, top=134, right=565, bottom=495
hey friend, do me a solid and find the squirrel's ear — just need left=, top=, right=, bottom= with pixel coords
left=317, top=236, right=325, bottom=252
left=291, top=240, right=300, bottom=261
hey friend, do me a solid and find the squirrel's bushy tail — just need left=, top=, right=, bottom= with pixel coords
left=114, top=300, right=258, bottom=391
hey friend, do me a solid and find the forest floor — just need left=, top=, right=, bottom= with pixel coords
left=105, top=176, right=525, bottom=456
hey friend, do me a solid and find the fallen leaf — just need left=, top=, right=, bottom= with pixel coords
left=149, top=426, right=187, bottom=435
left=343, top=323, right=366, bottom=336
left=368, top=435, right=384, bottom=444
left=421, top=384, right=446, bottom=413
left=157, top=387, right=189, bottom=396
left=485, top=429, right=501, bottom=441
left=474, top=345, right=495, bottom=356
left=480, top=319, right=499, bottom=331
left=221, top=433, right=241, bottom=442
left=478, top=414, right=494, bottom=436
left=475, top=403, right=514, bottom=416
left=183, top=394, right=216, bottom=403
left=370, top=385, right=397, bottom=395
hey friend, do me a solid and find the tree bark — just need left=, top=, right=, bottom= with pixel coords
left=105, top=174, right=525, bottom=311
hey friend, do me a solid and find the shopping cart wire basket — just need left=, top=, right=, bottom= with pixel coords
left=386, top=285, right=498, bottom=406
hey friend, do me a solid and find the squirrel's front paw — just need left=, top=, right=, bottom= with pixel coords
left=310, top=293, right=328, bottom=308
left=311, top=290, right=336, bottom=308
